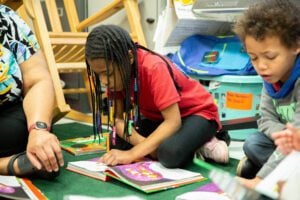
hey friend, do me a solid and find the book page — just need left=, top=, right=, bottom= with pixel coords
left=149, top=162, right=201, bottom=180
left=255, top=151, right=300, bottom=199
left=69, top=160, right=107, bottom=172
left=0, top=175, right=20, bottom=187
left=67, top=158, right=109, bottom=181
left=107, top=161, right=203, bottom=189
left=176, top=191, right=230, bottom=200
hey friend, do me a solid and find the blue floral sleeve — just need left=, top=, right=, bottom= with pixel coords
left=0, top=5, right=40, bottom=64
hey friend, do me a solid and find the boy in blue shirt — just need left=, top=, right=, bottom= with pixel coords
left=233, top=0, right=300, bottom=186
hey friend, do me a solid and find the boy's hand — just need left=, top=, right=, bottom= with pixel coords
left=273, top=128, right=293, bottom=155
left=272, top=123, right=300, bottom=154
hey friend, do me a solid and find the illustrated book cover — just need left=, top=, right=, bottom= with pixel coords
left=0, top=175, right=47, bottom=200
left=60, top=134, right=109, bottom=156
left=67, top=158, right=205, bottom=193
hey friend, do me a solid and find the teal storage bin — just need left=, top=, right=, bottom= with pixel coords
left=190, top=75, right=263, bottom=141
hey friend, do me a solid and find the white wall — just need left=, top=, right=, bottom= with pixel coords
left=87, top=0, right=166, bottom=49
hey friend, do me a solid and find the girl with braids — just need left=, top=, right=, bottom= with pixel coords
left=85, top=24, right=229, bottom=168
left=233, top=0, right=300, bottom=191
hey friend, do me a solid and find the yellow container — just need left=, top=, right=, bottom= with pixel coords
left=174, top=0, right=195, bottom=6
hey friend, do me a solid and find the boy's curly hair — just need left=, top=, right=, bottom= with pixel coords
left=233, top=0, right=300, bottom=48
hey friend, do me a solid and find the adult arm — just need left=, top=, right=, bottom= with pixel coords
left=21, top=50, right=64, bottom=172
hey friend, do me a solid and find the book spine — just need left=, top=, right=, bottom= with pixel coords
left=20, top=178, right=48, bottom=200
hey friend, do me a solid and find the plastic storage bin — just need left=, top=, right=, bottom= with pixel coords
left=190, top=75, right=263, bottom=140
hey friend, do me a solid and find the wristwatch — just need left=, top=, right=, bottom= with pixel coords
left=28, top=121, right=50, bottom=133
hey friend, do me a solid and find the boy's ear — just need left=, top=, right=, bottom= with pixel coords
left=128, top=50, right=134, bottom=64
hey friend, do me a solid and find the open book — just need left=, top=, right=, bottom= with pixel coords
left=67, top=158, right=205, bottom=193
left=0, top=175, right=46, bottom=200
left=193, top=151, right=300, bottom=200
left=67, top=157, right=108, bottom=181
left=60, top=134, right=109, bottom=156
left=193, top=158, right=268, bottom=200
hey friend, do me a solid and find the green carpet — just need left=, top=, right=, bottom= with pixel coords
left=32, top=123, right=239, bottom=200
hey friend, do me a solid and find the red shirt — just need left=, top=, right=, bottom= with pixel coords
left=137, top=49, right=221, bottom=130
left=272, top=81, right=282, bottom=92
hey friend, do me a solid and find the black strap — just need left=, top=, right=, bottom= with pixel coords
left=7, top=152, right=25, bottom=175
left=7, top=151, right=60, bottom=180
left=7, top=151, right=35, bottom=176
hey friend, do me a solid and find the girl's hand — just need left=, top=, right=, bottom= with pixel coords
left=99, top=149, right=135, bottom=166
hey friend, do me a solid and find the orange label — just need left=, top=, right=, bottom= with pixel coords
left=225, top=92, right=253, bottom=110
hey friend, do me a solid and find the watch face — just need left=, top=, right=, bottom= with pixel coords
left=36, top=121, right=48, bottom=129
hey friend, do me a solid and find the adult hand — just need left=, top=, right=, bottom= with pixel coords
left=27, top=130, right=64, bottom=172
left=99, top=149, right=136, bottom=166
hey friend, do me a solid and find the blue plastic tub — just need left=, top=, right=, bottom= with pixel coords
left=190, top=75, right=263, bottom=140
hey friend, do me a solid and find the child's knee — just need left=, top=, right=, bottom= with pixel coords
left=243, top=134, right=263, bottom=156
left=156, top=145, right=186, bottom=168
left=243, top=138, right=256, bottom=155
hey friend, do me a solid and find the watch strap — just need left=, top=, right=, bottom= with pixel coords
left=28, top=122, right=50, bottom=133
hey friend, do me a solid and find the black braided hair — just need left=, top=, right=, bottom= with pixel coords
left=85, top=24, right=181, bottom=141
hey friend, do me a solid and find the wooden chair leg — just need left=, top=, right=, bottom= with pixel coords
left=82, top=70, right=92, bottom=110
left=76, top=0, right=146, bottom=46
left=76, top=0, right=123, bottom=31
left=123, top=0, right=147, bottom=46
left=66, top=109, right=93, bottom=124
left=65, top=70, right=93, bottom=124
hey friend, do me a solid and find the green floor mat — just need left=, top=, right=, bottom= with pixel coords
left=32, top=122, right=239, bottom=200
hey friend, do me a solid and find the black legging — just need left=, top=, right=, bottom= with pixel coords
left=111, top=115, right=218, bottom=168
left=0, top=102, right=28, bottom=157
